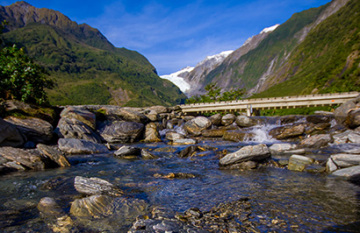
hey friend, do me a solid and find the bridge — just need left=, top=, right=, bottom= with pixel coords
left=179, top=92, right=359, bottom=116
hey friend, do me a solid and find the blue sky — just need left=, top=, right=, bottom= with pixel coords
left=1, top=0, right=331, bottom=75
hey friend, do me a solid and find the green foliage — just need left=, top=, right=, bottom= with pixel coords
left=253, top=0, right=360, bottom=98
left=259, top=106, right=337, bottom=116
left=0, top=44, right=54, bottom=104
left=0, top=13, right=186, bottom=107
left=205, top=3, right=328, bottom=90
left=186, top=83, right=245, bottom=104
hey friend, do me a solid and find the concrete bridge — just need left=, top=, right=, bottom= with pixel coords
left=179, top=92, right=359, bottom=116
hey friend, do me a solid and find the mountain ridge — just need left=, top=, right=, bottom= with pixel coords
left=0, top=1, right=186, bottom=106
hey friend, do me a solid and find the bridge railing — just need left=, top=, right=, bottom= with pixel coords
left=179, top=92, right=359, bottom=115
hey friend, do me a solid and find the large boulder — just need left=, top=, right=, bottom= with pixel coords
left=306, top=115, right=332, bottom=124
left=56, top=117, right=102, bottom=143
left=144, top=122, right=161, bottom=143
left=344, top=109, right=360, bottom=129
left=58, top=138, right=109, bottom=154
left=165, top=131, right=185, bottom=141
left=269, top=124, right=306, bottom=140
left=0, top=147, right=49, bottom=170
left=221, top=114, right=236, bottom=126
left=99, top=121, right=144, bottom=143
left=60, top=107, right=96, bottom=130
left=219, top=144, right=270, bottom=166
left=5, top=116, right=53, bottom=144
left=114, top=146, right=141, bottom=158
left=209, top=113, right=222, bottom=126
left=299, top=134, right=333, bottom=148
left=0, top=118, right=25, bottom=147
left=236, top=115, right=256, bottom=128
left=184, top=116, right=212, bottom=136
left=222, top=130, right=253, bottom=142
left=334, top=95, right=360, bottom=125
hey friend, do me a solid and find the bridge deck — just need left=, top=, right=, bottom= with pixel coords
left=179, top=92, right=359, bottom=115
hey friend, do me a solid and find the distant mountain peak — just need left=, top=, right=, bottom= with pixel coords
left=260, top=24, right=280, bottom=34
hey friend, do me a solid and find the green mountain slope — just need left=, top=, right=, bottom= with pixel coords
left=0, top=1, right=186, bottom=106
left=204, top=3, right=329, bottom=91
left=253, top=0, right=360, bottom=97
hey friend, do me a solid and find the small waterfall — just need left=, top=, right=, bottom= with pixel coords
left=245, top=117, right=280, bottom=144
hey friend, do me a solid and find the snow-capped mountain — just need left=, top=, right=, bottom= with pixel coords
left=161, top=24, right=280, bottom=97
left=160, top=66, right=194, bottom=93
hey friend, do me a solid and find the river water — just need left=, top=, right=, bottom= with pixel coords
left=0, top=117, right=360, bottom=232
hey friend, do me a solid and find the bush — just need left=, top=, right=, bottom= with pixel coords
left=0, top=45, right=55, bottom=105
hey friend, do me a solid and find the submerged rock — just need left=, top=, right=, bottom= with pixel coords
left=288, top=155, right=314, bottom=172
left=219, top=144, right=271, bottom=166
left=74, top=176, right=124, bottom=197
left=70, top=194, right=114, bottom=218
left=58, top=138, right=109, bottom=154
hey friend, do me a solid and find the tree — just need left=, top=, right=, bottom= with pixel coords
left=0, top=21, right=55, bottom=105
left=186, top=83, right=246, bottom=104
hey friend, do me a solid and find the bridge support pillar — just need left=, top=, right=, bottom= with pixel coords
left=246, top=105, right=253, bottom=116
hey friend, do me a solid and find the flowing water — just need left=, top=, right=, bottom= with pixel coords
left=1, top=117, right=360, bottom=232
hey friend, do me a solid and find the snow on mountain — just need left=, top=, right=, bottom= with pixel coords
left=260, top=24, right=280, bottom=34
left=198, top=50, right=234, bottom=66
left=160, top=66, right=194, bottom=92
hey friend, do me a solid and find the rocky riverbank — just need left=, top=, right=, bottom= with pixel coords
left=0, top=96, right=360, bottom=232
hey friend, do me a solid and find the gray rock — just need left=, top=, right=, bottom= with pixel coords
left=184, top=116, right=212, bottom=136
left=114, top=146, right=141, bottom=158
left=306, top=115, right=332, bottom=124
left=105, top=107, right=150, bottom=124
left=144, top=122, right=161, bottom=143
left=221, top=114, right=236, bottom=126
left=332, top=165, right=360, bottom=179
left=332, top=130, right=360, bottom=144
left=269, top=124, right=306, bottom=140
left=219, top=144, right=270, bottom=166
left=222, top=130, right=253, bottom=142
left=329, top=154, right=360, bottom=168
left=60, top=107, right=96, bottom=130
left=326, top=158, right=338, bottom=173
left=334, top=95, right=360, bottom=125
left=37, top=144, right=70, bottom=167
left=0, top=147, right=48, bottom=170
left=58, top=138, right=109, bottom=154
left=288, top=155, right=314, bottom=172
left=165, top=131, right=185, bottom=141
left=345, top=109, right=360, bottom=129
left=0, top=117, right=25, bottom=147
left=299, top=134, right=333, bottom=148
left=236, top=115, right=256, bottom=127
left=56, top=117, right=102, bottom=143
left=141, top=149, right=158, bottom=159
left=269, top=143, right=297, bottom=154
left=209, top=113, right=222, bottom=126
left=99, top=121, right=144, bottom=143
left=5, top=116, right=53, bottom=144
left=74, top=176, right=124, bottom=196
left=219, top=161, right=258, bottom=170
